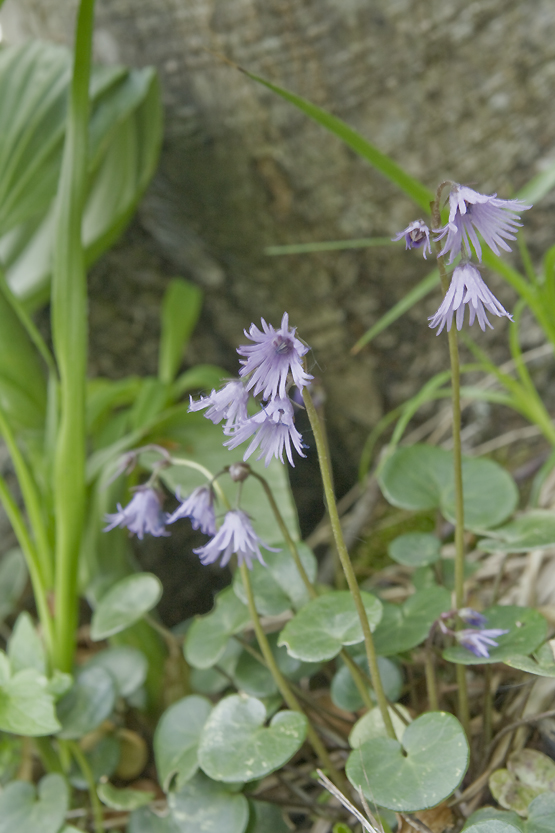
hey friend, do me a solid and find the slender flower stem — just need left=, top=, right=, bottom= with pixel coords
left=239, top=562, right=350, bottom=793
left=432, top=193, right=470, bottom=737
left=67, top=740, right=105, bottom=833
left=302, top=388, right=395, bottom=739
left=424, top=630, right=439, bottom=712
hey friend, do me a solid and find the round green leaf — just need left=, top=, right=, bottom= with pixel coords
left=379, top=445, right=517, bottom=530
left=168, top=772, right=249, bottom=833
left=0, top=774, right=68, bottom=833
left=90, top=573, right=163, bottom=640
left=479, top=511, right=555, bottom=553
left=128, top=806, right=179, bottom=833
left=0, top=668, right=60, bottom=736
left=97, top=782, right=154, bottom=811
left=85, top=646, right=148, bottom=697
left=233, top=542, right=317, bottom=615
left=443, top=606, right=547, bottom=665
left=349, top=704, right=411, bottom=747
left=463, top=807, right=523, bottom=831
left=198, top=695, right=307, bottom=782
left=331, top=655, right=402, bottom=712
left=388, top=533, right=441, bottom=567
left=57, top=666, right=116, bottom=739
left=190, top=639, right=243, bottom=695
left=234, top=650, right=278, bottom=699
left=154, top=695, right=212, bottom=791
left=463, top=822, right=522, bottom=833
left=504, top=642, right=555, bottom=677
left=185, top=587, right=250, bottom=670
left=346, top=712, right=469, bottom=811
left=278, top=591, right=382, bottom=662
left=372, top=586, right=451, bottom=656
left=528, top=792, right=555, bottom=833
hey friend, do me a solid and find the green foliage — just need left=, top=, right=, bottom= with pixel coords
left=331, top=654, right=402, bottom=712
left=0, top=774, right=68, bottom=833
left=388, top=532, right=441, bottom=567
left=158, top=279, right=203, bottom=385
left=97, top=782, right=155, bottom=811
left=371, top=586, right=450, bottom=656
left=185, top=587, right=250, bottom=670
left=443, top=606, right=547, bottom=665
left=90, top=573, right=163, bottom=640
left=346, top=712, right=469, bottom=811
left=84, top=646, right=148, bottom=697
left=349, top=704, right=411, bottom=746
left=167, top=772, right=249, bottom=833
left=479, top=511, right=555, bottom=553
left=56, top=665, right=116, bottom=739
left=154, top=695, right=212, bottom=791
left=232, top=542, right=317, bottom=614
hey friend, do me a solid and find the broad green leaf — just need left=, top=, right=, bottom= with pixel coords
left=90, top=573, right=163, bottom=640
left=504, top=642, right=555, bottom=677
left=128, top=378, right=171, bottom=430
left=232, top=542, right=317, bottom=615
left=346, top=712, right=469, bottom=811
left=154, top=695, right=212, bottom=791
left=98, top=782, right=154, bottom=811
left=198, top=695, right=307, bottom=782
left=57, top=666, right=116, bottom=739
left=489, top=770, right=542, bottom=818
left=443, top=606, right=547, bottom=666
left=0, top=667, right=60, bottom=736
left=371, top=586, right=451, bottom=656
left=0, top=548, right=27, bottom=622
left=388, top=532, right=441, bottom=567
left=158, top=413, right=300, bottom=544
left=185, top=587, right=250, bottom=670
left=69, top=734, right=120, bottom=790
left=278, top=591, right=383, bottom=662
left=168, top=772, right=249, bottom=833
left=331, top=655, right=402, bottom=712
left=8, top=611, right=46, bottom=674
left=233, top=649, right=278, bottom=699
left=128, top=806, right=180, bottom=833
left=349, top=704, right=412, bottom=747
left=463, top=808, right=523, bottom=831
left=245, top=70, right=433, bottom=211
left=528, top=793, right=555, bottom=832
left=463, top=821, right=522, bottom=833
left=84, top=646, right=148, bottom=697
left=158, top=279, right=203, bottom=384
left=245, top=800, right=288, bottom=833
left=479, top=511, right=555, bottom=553
left=189, top=639, right=243, bottom=695
left=0, top=42, right=162, bottom=309
left=379, top=445, right=518, bottom=530
left=0, top=774, right=68, bottom=833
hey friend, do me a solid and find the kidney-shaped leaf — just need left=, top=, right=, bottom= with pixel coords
left=443, top=606, right=547, bottom=666
left=346, top=712, right=469, bottom=811
left=185, top=587, right=250, bottom=670
left=278, top=591, right=382, bottom=662
left=233, top=543, right=317, bottom=615
left=479, top=511, right=555, bottom=553
left=372, top=586, right=451, bottom=657
left=504, top=642, right=555, bottom=678
left=198, top=695, right=307, bottom=782
left=90, top=573, right=163, bottom=641
left=168, top=772, right=249, bottom=833
left=0, top=774, right=68, bottom=833
left=388, top=533, right=441, bottom=567
left=57, top=666, right=116, bottom=739
left=154, top=695, right=212, bottom=791
left=379, top=445, right=517, bottom=530
left=528, top=792, right=555, bottom=833
left=84, top=646, right=148, bottom=697
left=128, top=807, right=180, bottom=833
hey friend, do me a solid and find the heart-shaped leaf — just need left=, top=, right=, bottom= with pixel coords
left=190, top=639, right=243, bottom=695
left=84, top=646, right=148, bottom=698
left=490, top=750, right=555, bottom=817
left=504, top=642, right=555, bottom=677
left=479, top=511, right=555, bottom=553
left=372, top=586, right=451, bottom=656
left=185, top=587, right=250, bottom=670
left=346, top=712, right=469, bottom=811
left=388, top=533, right=441, bottom=567
left=198, top=695, right=307, bottom=782
left=278, top=591, right=382, bottom=662
left=57, top=665, right=116, bottom=739
left=168, top=772, right=249, bottom=833
left=379, top=445, right=517, bottom=530
left=463, top=820, right=522, bottom=833
left=0, top=666, right=60, bottom=736
left=90, top=573, right=163, bottom=640
left=331, top=654, right=402, bottom=712
left=0, top=774, right=68, bottom=833
left=349, top=704, right=411, bottom=747
left=443, top=606, right=547, bottom=665
left=233, top=542, right=317, bottom=615
left=128, top=807, right=180, bottom=833
left=528, top=793, right=555, bottom=832
left=154, top=695, right=212, bottom=791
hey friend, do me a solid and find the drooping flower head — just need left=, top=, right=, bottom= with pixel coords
left=455, top=627, right=509, bottom=659
left=237, top=313, right=313, bottom=401
left=392, top=219, right=432, bottom=259
left=436, top=184, right=531, bottom=264
left=167, top=485, right=216, bottom=536
left=104, top=487, right=169, bottom=540
left=224, top=396, right=306, bottom=467
left=193, top=509, right=279, bottom=569
left=429, top=262, right=512, bottom=335
left=189, top=379, right=249, bottom=432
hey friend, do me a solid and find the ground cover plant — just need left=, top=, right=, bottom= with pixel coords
left=2, top=1, right=555, bottom=832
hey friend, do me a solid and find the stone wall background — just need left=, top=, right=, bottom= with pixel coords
left=2, top=0, right=555, bottom=497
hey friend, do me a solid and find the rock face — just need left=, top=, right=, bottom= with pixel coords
left=3, top=0, right=555, bottom=486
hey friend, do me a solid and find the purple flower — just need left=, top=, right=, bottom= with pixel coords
left=193, top=509, right=279, bottom=569
left=428, top=262, right=513, bottom=335
left=167, top=485, right=216, bottom=535
left=392, top=219, right=432, bottom=259
left=456, top=627, right=509, bottom=658
left=459, top=608, right=488, bottom=628
left=436, top=184, right=531, bottom=264
left=237, top=313, right=313, bottom=401
left=224, top=396, right=305, bottom=467
left=104, top=487, right=169, bottom=540
left=189, top=380, right=249, bottom=432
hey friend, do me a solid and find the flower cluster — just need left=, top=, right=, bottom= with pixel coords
left=393, top=184, right=531, bottom=334
left=439, top=608, right=509, bottom=659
